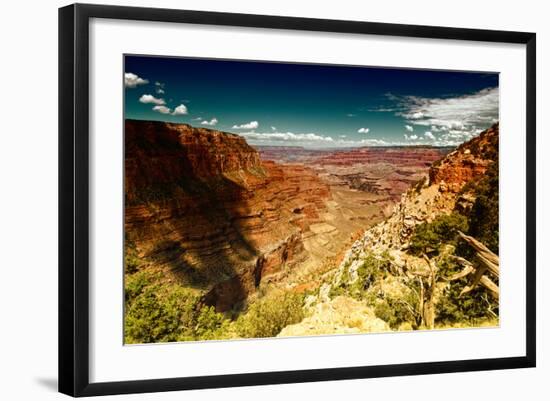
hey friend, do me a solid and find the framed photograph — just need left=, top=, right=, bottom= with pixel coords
left=59, top=3, right=536, bottom=397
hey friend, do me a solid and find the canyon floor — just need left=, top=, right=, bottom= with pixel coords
left=252, top=146, right=448, bottom=297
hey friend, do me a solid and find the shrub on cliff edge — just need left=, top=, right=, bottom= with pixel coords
left=236, top=292, right=305, bottom=338
left=409, top=213, right=468, bottom=256
left=466, top=160, right=499, bottom=255
left=125, top=271, right=231, bottom=343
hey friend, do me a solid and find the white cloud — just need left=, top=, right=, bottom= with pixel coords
left=424, top=131, right=435, bottom=140
left=152, top=105, right=171, bottom=114
left=396, top=87, right=499, bottom=145
left=368, top=107, right=397, bottom=112
left=341, top=138, right=389, bottom=146
left=336, top=137, right=389, bottom=147
left=271, top=126, right=277, bottom=131
left=124, top=72, right=148, bottom=88
left=346, top=113, right=356, bottom=117
left=404, top=134, right=419, bottom=140
left=139, top=94, right=165, bottom=105
left=201, top=118, right=218, bottom=126
left=241, top=131, right=333, bottom=143
left=154, top=81, right=165, bottom=95
left=232, top=121, right=259, bottom=130
left=410, top=112, right=425, bottom=119
left=358, top=127, right=370, bottom=134
left=405, top=125, right=414, bottom=132
left=171, top=104, right=188, bottom=115
left=238, top=131, right=391, bottom=148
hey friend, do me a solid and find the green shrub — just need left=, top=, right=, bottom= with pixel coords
left=435, top=255, right=498, bottom=324
left=373, top=288, right=420, bottom=329
left=125, top=271, right=151, bottom=307
left=236, top=292, right=304, bottom=338
left=124, top=243, right=142, bottom=274
left=436, top=283, right=497, bottom=325
left=413, top=177, right=426, bottom=193
left=466, top=160, right=499, bottom=255
left=374, top=301, right=395, bottom=326
left=125, top=284, right=200, bottom=343
left=194, top=306, right=231, bottom=341
left=124, top=274, right=231, bottom=343
left=329, top=262, right=351, bottom=298
left=409, top=213, right=468, bottom=256
left=331, top=253, right=392, bottom=300
left=328, top=284, right=346, bottom=299
left=349, top=254, right=390, bottom=297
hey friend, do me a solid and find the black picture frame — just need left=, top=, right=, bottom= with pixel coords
left=59, top=3, right=536, bottom=397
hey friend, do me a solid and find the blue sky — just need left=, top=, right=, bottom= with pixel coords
left=125, top=55, right=499, bottom=148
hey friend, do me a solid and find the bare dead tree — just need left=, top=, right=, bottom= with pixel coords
left=455, top=231, right=499, bottom=300
left=421, top=254, right=436, bottom=329
left=409, top=232, right=499, bottom=329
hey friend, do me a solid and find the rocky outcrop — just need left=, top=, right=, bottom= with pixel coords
left=334, top=123, right=499, bottom=281
left=125, top=120, right=331, bottom=311
left=429, top=124, right=498, bottom=192
left=278, top=296, right=390, bottom=337
left=275, top=123, right=501, bottom=337
left=125, top=120, right=262, bottom=203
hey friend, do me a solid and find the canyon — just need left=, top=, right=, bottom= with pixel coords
left=278, top=123, right=500, bottom=336
left=258, top=145, right=450, bottom=201
left=124, top=120, right=452, bottom=313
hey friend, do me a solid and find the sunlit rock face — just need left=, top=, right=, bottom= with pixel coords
left=429, top=123, right=498, bottom=192
left=258, top=145, right=450, bottom=201
left=125, top=120, right=331, bottom=311
left=335, top=123, right=499, bottom=275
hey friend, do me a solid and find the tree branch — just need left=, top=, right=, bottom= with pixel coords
left=457, top=231, right=499, bottom=277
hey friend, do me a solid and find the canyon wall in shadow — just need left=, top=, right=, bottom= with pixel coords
left=125, top=120, right=450, bottom=312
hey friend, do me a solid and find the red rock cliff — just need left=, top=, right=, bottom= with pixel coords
left=125, top=120, right=262, bottom=202
left=429, top=123, right=498, bottom=192
left=125, top=120, right=331, bottom=311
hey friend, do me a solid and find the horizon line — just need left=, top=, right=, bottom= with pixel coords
left=124, top=118, right=463, bottom=150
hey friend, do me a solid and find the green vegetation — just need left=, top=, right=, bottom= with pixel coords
left=409, top=213, right=469, bottom=256
left=124, top=248, right=142, bottom=275
left=124, top=245, right=307, bottom=343
left=435, top=254, right=498, bottom=324
left=194, top=306, right=231, bottom=340
left=235, top=292, right=305, bottom=338
left=373, top=288, right=420, bottom=330
left=123, top=136, right=500, bottom=340
left=466, top=160, right=499, bottom=254
left=405, top=167, right=500, bottom=326
left=412, top=177, right=427, bottom=194
left=330, top=253, right=390, bottom=299
left=329, top=252, right=421, bottom=330
left=406, top=207, right=498, bottom=325
left=124, top=269, right=232, bottom=344
left=330, top=191, right=498, bottom=332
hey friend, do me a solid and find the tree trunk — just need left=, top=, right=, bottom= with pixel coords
left=422, top=254, right=437, bottom=329
left=457, top=231, right=499, bottom=277
left=423, top=294, right=435, bottom=330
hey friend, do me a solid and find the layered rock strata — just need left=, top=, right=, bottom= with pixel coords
left=335, top=123, right=499, bottom=281
left=125, top=120, right=331, bottom=311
